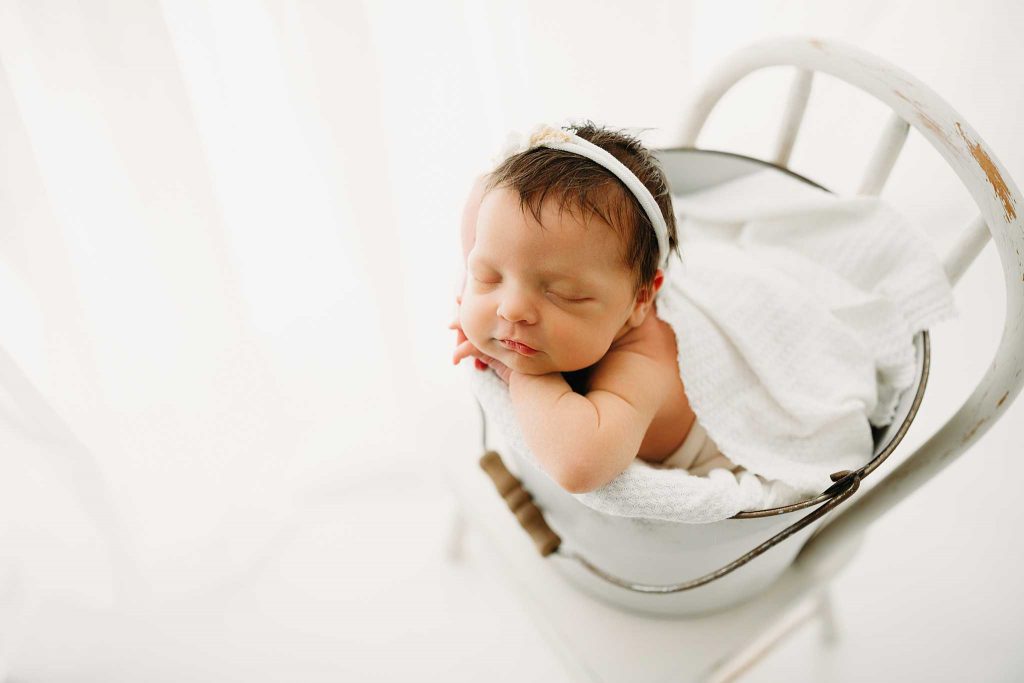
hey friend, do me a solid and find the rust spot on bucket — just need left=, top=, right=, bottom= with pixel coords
left=956, top=122, right=1018, bottom=222
left=997, top=391, right=1010, bottom=407
left=809, top=39, right=825, bottom=50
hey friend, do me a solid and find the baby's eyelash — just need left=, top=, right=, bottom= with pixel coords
left=469, top=279, right=588, bottom=302
left=552, top=292, right=591, bottom=303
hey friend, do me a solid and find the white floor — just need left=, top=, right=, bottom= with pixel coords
left=6, top=420, right=1024, bottom=683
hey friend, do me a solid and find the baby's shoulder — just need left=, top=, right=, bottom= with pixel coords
left=612, top=307, right=679, bottom=367
left=589, top=311, right=680, bottom=398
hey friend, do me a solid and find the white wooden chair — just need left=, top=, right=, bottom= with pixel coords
left=441, top=36, right=1023, bottom=682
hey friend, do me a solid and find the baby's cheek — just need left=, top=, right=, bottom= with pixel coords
left=567, top=332, right=611, bottom=369
left=459, top=299, right=489, bottom=348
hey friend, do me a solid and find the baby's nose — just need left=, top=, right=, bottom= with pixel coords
left=496, top=290, right=538, bottom=325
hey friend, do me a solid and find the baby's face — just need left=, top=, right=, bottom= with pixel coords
left=460, top=186, right=643, bottom=376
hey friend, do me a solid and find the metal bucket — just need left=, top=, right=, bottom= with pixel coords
left=477, top=148, right=930, bottom=617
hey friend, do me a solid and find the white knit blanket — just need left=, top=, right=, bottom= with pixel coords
left=467, top=169, right=955, bottom=522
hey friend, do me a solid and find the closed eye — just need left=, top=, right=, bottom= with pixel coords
left=551, top=292, right=591, bottom=303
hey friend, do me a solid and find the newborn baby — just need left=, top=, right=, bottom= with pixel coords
left=451, top=123, right=740, bottom=493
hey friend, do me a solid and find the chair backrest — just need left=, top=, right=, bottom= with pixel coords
left=678, top=37, right=1024, bottom=567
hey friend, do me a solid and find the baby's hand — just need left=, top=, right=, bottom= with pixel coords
left=450, top=315, right=512, bottom=383
left=450, top=318, right=486, bottom=370
left=479, top=354, right=512, bottom=384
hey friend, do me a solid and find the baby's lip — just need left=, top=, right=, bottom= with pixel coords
left=499, top=338, right=539, bottom=355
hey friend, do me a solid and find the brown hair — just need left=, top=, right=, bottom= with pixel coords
left=483, top=121, right=678, bottom=297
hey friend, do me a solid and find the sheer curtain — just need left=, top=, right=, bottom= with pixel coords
left=0, top=0, right=693, bottom=611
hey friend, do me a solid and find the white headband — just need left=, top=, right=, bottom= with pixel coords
left=493, top=124, right=670, bottom=270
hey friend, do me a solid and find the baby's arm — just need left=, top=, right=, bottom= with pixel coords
left=508, top=348, right=670, bottom=494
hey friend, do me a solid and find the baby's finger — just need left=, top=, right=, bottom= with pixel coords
left=452, top=339, right=479, bottom=365
left=448, top=314, right=467, bottom=344
left=481, top=356, right=511, bottom=383
left=449, top=320, right=467, bottom=345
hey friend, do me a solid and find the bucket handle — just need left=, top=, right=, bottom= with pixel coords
left=479, top=450, right=561, bottom=556
left=479, top=450, right=862, bottom=593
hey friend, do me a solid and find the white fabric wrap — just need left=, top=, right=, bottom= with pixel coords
left=466, top=169, right=955, bottom=523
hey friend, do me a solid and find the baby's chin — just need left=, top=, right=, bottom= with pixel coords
left=490, top=348, right=549, bottom=375
left=501, top=350, right=596, bottom=376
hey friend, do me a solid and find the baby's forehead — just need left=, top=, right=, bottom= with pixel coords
left=479, top=187, right=627, bottom=254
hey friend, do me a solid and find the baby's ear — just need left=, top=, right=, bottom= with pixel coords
left=639, top=270, right=665, bottom=303
left=627, top=269, right=665, bottom=326
left=650, top=270, right=665, bottom=297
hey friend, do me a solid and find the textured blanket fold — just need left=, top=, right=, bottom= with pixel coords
left=467, top=169, right=955, bottom=522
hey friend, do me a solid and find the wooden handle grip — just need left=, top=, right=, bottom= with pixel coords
left=479, top=451, right=561, bottom=557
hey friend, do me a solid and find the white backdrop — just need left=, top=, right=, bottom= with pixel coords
left=0, top=0, right=694, bottom=606
left=0, top=0, right=1021, bottom=680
